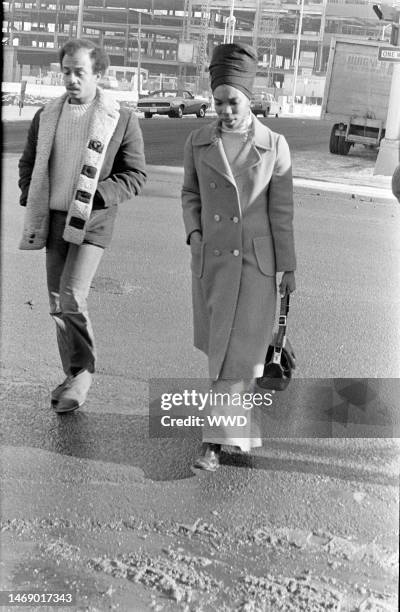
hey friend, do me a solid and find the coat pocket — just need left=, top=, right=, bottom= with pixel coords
left=190, top=241, right=205, bottom=278
left=253, top=236, right=276, bottom=277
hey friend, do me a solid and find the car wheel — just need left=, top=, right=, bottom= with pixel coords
left=176, top=106, right=184, bottom=119
left=337, top=135, right=351, bottom=156
left=329, top=124, right=340, bottom=154
left=263, top=107, right=270, bottom=117
left=196, top=105, right=206, bottom=118
left=144, top=112, right=152, bottom=119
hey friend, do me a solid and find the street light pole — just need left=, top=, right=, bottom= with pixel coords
left=374, top=59, right=400, bottom=175
left=77, top=0, right=84, bottom=38
left=373, top=7, right=400, bottom=175
left=290, top=0, right=305, bottom=113
left=137, top=11, right=142, bottom=95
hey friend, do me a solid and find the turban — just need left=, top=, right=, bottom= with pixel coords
left=209, top=43, right=258, bottom=99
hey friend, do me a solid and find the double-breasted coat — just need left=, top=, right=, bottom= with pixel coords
left=182, top=116, right=296, bottom=381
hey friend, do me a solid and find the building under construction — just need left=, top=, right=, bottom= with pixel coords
left=3, top=0, right=385, bottom=95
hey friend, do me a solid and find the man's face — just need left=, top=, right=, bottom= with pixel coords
left=62, top=48, right=101, bottom=105
left=213, top=84, right=251, bottom=129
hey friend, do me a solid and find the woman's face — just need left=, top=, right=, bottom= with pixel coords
left=213, top=84, right=251, bottom=130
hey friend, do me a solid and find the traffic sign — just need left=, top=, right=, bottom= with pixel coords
left=378, top=46, right=400, bottom=62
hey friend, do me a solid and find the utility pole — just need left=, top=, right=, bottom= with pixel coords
left=137, top=11, right=142, bottom=95
left=316, top=0, right=327, bottom=72
left=196, top=0, right=211, bottom=94
left=77, top=0, right=84, bottom=37
left=373, top=5, right=400, bottom=175
left=290, top=0, right=305, bottom=113
left=178, top=0, right=193, bottom=88
left=374, top=59, right=400, bottom=175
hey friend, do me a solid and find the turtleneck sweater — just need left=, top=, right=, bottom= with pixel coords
left=49, top=99, right=95, bottom=211
left=220, top=113, right=254, bottom=175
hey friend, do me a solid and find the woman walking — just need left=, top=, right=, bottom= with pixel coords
left=182, top=43, right=296, bottom=471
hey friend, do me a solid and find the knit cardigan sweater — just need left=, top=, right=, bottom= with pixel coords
left=19, top=88, right=120, bottom=250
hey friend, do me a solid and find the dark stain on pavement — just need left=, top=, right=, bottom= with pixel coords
left=1, top=380, right=398, bottom=486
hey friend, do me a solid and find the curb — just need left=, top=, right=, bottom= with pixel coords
left=147, top=165, right=395, bottom=200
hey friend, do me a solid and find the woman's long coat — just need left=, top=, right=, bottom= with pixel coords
left=182, top=117, right=296, bottom=381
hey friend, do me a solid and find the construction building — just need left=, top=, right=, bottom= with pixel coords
left=3, top=0, right=387, bottom=97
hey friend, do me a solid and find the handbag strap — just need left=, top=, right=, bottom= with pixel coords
left=272, top=294, right=290, bottom=363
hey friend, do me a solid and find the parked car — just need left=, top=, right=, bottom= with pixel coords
left=250, top=93, right=281, bottom=118
left=136, top=89, right=209, bottom=119
left=1, top=93, right=18, bottom=105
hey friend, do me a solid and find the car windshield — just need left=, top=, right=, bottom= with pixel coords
left=147, top=90, right=178, bottom=98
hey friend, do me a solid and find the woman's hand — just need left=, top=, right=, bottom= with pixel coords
left=279, top=271, right=296, bottom=297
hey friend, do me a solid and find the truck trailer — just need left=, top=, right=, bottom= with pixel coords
left=321, top=37, right=392, bottom=155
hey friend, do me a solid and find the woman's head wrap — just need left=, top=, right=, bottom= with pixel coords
left=209, top=43, right=258, bottom=99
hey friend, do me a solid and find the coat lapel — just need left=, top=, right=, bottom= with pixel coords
left=193, top=117, right=275, bottom=182
left=233, top=116, right=274, bottom=176
left=203, top=140, right=236, bottom=184
left=192, top=122, right=235, bottom=184
left=231, top=142, right=262, bottom=176
left=63, top=89, right=120, bottom=245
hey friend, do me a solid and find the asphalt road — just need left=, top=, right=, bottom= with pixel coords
left=1, top=132, right=399, bottom=609
left=3, top=115, right=332, bottom=165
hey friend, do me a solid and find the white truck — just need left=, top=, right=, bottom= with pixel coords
left=321, top=37, right=392, bottom=155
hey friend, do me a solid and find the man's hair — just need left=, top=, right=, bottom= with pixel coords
left=59, top=39, right=110, bottom=75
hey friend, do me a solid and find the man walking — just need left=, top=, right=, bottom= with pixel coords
left=18, top=39, right=146, bottom=413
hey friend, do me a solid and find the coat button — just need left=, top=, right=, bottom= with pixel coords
left=232, top=216, right=239, bottom=223
left=210, top=182, right=217, bottom=189
left=214, top=214, right=221, bottom=222
left=213, top=249, right=221, bottom=256
left=232, top=249, right=240, bottom=256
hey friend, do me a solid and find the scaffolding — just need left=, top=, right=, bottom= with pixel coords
left=182, top=0, right=193, bottom=42
left=178, top=0, right=193, bottom=85
left=253, top=0, right=281, bottom=89
left=224, top=0, right=236, bottom=44
left=2, top=0, right=384, bottom=88
left=196, top=0, right=211, bottom=86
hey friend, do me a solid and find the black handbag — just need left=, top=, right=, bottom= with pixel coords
left=256, top=294, right=296, bottom=391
